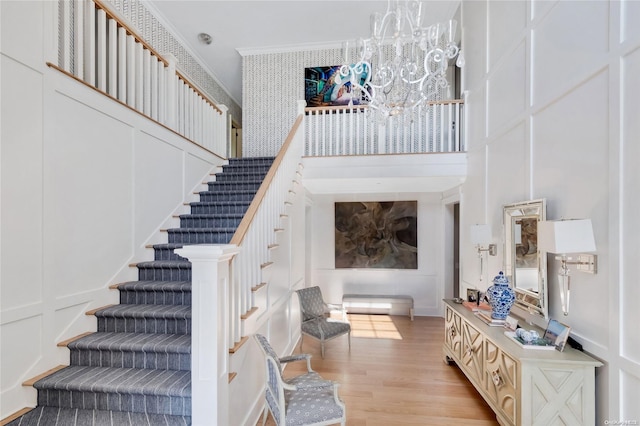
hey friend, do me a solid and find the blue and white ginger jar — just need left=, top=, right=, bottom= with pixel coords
left=487, top=271, right=516, bottom=320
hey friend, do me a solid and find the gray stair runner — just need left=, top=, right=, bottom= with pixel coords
left=7, top=157, right=274, bottom=425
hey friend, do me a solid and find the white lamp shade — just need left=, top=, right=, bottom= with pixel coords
left=538, top=219, right=596, bottom=254
left=469, top=224, right=491, bottom=245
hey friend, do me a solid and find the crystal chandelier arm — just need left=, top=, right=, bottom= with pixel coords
left=341, top=0, right=463, bottom=120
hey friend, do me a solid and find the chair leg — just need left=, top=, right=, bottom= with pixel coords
left=299, top=335, right=303, bottom=352
left=261, top=406, right=268, bottom=426
left=321, top=341, right=325, bottom=359
left=348, top=331, right=351, bottom=351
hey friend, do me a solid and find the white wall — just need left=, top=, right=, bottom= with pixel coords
left=459, top=0, right=640, bottom=421
left=307, top=192, right=445, bottom=317
left=0, top=1, right=225, bottom=417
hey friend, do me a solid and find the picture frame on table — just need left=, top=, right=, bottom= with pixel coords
left=467, top=289, right=480, bottom=304
left=543, top=319, right=571, bottom=352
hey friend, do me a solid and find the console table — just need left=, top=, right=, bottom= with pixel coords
left=442, top=299, right=602, bottom=426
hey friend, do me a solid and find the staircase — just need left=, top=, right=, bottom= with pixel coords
left=7, top=157, right=274, bottom=426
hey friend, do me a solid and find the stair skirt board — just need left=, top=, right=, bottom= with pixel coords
left=8, top=157, right=275, bottom=425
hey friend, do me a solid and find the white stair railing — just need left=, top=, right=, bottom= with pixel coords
left=53, top=0, right=227, bottom=157
left=228, top=103, right=306, bottom=347
left=305, top=100, right=464, bottom=156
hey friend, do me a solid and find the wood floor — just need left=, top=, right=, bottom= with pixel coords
left=258, top=314, right=499, bottom=426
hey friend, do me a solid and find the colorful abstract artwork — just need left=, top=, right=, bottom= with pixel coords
left=304, top=65, right=369, bottom=107
left=335, top=201, right=418, bottom=269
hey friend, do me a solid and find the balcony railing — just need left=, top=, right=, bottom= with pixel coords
left=304, top=99, right=464, bottom=156
left=53, top=0, right=227, bottom=157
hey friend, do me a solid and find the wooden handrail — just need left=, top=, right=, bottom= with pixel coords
left=229, top=115, right=304, bottom=246
left=93, top=0, right=168, bottom=66
left=92, top=0, right=222, bottom=114
left=46, top=62, right=225, bottom=160
left=428, top=99, right=465, bottom=105
left=176, top=72, right=222, bottom=114
left=304, top=99, right=463, bottom=113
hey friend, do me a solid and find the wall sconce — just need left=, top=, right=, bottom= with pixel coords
left=469, top=224, right=497, bottom=281
left=538, top=219, right=597, bottom=316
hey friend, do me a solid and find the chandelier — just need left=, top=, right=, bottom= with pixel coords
left=337, top=0, right=464, bottom=120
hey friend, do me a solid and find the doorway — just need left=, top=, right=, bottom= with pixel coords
left=443, top=200, right=460, bottom=301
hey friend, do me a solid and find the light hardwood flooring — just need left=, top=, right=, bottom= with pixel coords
left=257, top=314, right=499, bottom=426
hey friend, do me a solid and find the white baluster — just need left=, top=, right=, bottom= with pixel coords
left=74, top=0, right=84, bottom=79
left=107, top=18, right=117, bottom=96
left=456, top=103, right=462, bottom=151
left=157, top=61, right=166, bottom=123
left=150, top=59, right=158, bottom=120
left=135, top=42, right=144, bottom=111
left=143, top=49, right=151, bottom=115
left=440, top=103, right=445, bottom=152
left=84, top=0, right=95, bottom=86
left=431, top=105, right=437, bottom=152
left=61, top=1, right=73, bottom=72
left=117, top=26, right=126, bottom=102
left=126, top=35, right=135, bottom=107
left=96, top=8, right=107, bottom=91
left=165, top=54, right=177, bottom=129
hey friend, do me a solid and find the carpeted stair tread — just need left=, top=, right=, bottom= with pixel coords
left=167, top=227, right=237, bottom=232
left=69, top=332, right=191, bottom=354
left=115, top=281, right=191, bottom=292
left=95, top=304, right=191, bottom=320
left=33, top=366, right=191, bottom=397
left=4, top=406, right=190, bottom=426
left=178, top=213, right=244, bottom=219
left=196, top=189, right=259, bottom=195
left=166, top=228, right=237, bottom=244
left=135, top=260, right=190, bottom=268
left=188, top=201, right=251, bottom=207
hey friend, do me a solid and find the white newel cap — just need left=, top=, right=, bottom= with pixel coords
left=175, top=244, right=239, bottom=262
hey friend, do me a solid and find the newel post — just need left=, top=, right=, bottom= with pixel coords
left=174, top=244, right=239, bottom=426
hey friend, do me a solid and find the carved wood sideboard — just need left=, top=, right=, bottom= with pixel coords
left=442, top=299, right=602, bottom=426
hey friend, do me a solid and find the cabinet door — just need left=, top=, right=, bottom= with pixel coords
left=460, top=320, right=484, bottom=385
left=521, top=364, right=596, bottom=426
left=484, top=338, right=518, bottom=425
left=444, top=306, right=462, bottom=359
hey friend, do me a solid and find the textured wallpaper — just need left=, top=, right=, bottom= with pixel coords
left=103, top=0, right=241, bottom=124
left=243, top=48, right=344, bottom=157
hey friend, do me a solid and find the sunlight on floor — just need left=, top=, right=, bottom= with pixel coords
left=348, top=314, right=403, bottom=340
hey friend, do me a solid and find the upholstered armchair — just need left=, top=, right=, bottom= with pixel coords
left=295, top=286, right=351, bottom=359
left=254, top=334, right=346, bottom=426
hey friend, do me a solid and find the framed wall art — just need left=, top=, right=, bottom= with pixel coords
left=334, top=201, right=417, bottom=269
left=304, top=65, right=369, bottom=107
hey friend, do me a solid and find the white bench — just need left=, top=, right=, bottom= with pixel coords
left=342, top=294, right=414, bottom=320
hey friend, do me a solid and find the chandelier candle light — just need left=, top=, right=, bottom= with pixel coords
left=338, top=0, right=464, bottom=120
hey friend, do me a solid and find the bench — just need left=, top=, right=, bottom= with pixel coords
left=342, top=294, right=414, bottom=320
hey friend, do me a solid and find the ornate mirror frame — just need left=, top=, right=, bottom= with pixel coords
left=503, top=199, right=548, bottom=319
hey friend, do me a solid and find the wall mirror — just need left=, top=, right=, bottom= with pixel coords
left=503, top=199, right=548, bottom=319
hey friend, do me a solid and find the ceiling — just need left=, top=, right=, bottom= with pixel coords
left=145, top=1, right=461, bottom=107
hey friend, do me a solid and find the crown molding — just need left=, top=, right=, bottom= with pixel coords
left=237, top=40, right=343, bottom=57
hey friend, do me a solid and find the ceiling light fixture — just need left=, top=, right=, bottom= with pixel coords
left=198, top=33, right=213, bottom=45
left=338, top=0, right=464, bottom=121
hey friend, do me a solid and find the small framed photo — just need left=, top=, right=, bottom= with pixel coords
left=543, top=319, right=571, bottom=352
left=504, top=316, right=519, bottom=332
left=467, top=289, right=480, bottom=303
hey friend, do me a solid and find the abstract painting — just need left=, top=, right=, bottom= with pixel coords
left=335, top=201, right=417, bottom=269
left=305, top=65, right=369, bottom=107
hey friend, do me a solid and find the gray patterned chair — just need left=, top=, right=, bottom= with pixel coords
left=254, top=334, right=346, bottom=426
left=296, top=286, right=351, bottom=359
